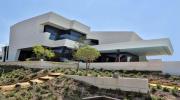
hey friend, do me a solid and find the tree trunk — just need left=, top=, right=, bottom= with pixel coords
left=76, top=61, right=80, bottom=72
left=87, top=62, right=90, bottom=69
left=86, top=62, right=88, bottom=74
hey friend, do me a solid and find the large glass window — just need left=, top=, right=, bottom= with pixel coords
left=52, top=47, right=73, bottom=62
left=44, top=25, right=86, bottom=41
left=84, top=39, right=99, bottom=45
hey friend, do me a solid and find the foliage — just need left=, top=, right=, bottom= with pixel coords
left=156, top=84, right=162, bottom=89
left=0, top=69, right=32, bottom=85
left=0, top=75, right=149, bottom=100
left=44, top=49, right=55, bottom=59
left=74, top=45, right=100, bottom=70
left=171, top=87, right=178, bottom=96
left=162, top=87, right=169, bottom=92
left=164, top=73, right=171, bottom=79
left=151, top=87, right=157, bottom=94
left=151, top=95, right=163, bottom=100
left=74, top=35, right=86, bottom=49
left=33, top=45, right=55, bottom=60
left=33, top=45, right=45, bottom=59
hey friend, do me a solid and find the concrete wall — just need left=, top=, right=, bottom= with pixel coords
left=79, top=61, right=163, bottom=71
left=91, top=31, right=142, bottom=45
left=79, top=61, right=180, bottom=75
left=0, top=61, right=77, bottom=69
left=67, top=75, right=149, bottom=93
left=8, top=12, right=90, bottom=61
left=0, top=61, right=180, bottom=75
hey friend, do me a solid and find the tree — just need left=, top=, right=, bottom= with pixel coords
left=74, top=45, right=101, bottom=72
left=33, top=45, right=45, bottom=60
left=33, top=45, right=55, bottom=60
left=73, top=36, right=86, bottom=71
left=44, top=49, right=55, bottom=59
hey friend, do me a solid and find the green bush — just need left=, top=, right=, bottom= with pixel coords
left=151, top=87, right=157, bottom=94
left=0, top=68, right=34, bottom=85
left=162, top=87, right=169, bottom=92
left=164, top=73, right=171, bottom=79
left=156, top=84, right=162, bottom=90
left=171, top=87, right=178, bottom=96
left=170, top=76, right=180, bottom=81
left=151, top=95, right=163, bottom=100
left=136, top=72, right=142, bottom=76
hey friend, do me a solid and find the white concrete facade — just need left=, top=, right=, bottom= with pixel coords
left=4, top=12, right=173, bottom=62
left=8, top=12, right=90, bottom=61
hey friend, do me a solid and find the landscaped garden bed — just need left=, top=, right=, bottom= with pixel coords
left=51, top=67, right=180, bottom=87
left=0, top=65, right=180, bottom=100
left=0, top=76, right=150, bottom=100
left=150, top=84, right=180, bottom=100
left=0, top=65, right=46, bottom=86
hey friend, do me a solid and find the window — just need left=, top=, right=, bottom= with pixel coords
left=52, top=47, right=73, bottom=61
left=44, top=25, right=86, bottom=41
left=84, top=39, right=99, bottom=45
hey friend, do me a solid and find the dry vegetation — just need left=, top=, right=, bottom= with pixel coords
left=0, top=65, right=180, bottom=100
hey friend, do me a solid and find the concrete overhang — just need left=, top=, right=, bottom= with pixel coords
left=92, top=38, right=173, bottom=56
left=41, top=12, right=90, bottom=34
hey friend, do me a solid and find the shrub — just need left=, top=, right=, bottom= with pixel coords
left=15, top=84, right=21, bottom=91
left=170, top=76, right=180, bottom=81
left=162, top=87, right=169, bottom=92
left=171, top=87, right=178, bottom=96
left=151, top=95, right=163, bottom=100
left=77, top=71, right=83, bottom=76
left=164, top=73, right=171, bottom=79
left=151, top=87, right=157, bottom=94
left=156, top=84, right=162, bottom=90
left=33, top=45, right=55, bottom=60
left=136, top=72, right=142, bottom=76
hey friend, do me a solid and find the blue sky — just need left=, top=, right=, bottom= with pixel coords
left=0, top=0, right=179, bottom=61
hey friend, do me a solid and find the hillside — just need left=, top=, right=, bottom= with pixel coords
left=0, top=75, right=150, bottom=100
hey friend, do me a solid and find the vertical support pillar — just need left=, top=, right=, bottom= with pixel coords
left=116, top=50, right=121, bottom=62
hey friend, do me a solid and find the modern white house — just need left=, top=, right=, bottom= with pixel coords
left=1, top=12, right=173, bottom=62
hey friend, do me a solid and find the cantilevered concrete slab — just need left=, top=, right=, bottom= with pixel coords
left=92, top=38, right=173, bottom=56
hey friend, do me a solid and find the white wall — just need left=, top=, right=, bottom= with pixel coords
left=79, top=61, right=180, bottom=75
left=91, top=31, right=142, bottom=45
left=79, top=61, right=163, bottom=71
left=1, top=61, right=180, bottom=75
left=67, top=75, right=149, bottom=93
left=8, top=12, right=90, bottom=61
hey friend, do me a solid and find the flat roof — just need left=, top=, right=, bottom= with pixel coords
left=92, top=38, right=173, bottom=56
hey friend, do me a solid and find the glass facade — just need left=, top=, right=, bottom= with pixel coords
left=52, top=46, right=73, bottom=62
left=84, top=39, right=99, bottom=45
left=44, top=25, right=86, bottom=41
left=96, top=52, right=139, bottom=62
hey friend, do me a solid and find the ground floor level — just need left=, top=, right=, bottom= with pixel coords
left=15, top=46, right=143, bottom=62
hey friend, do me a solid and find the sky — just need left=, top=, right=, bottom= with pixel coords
left=0, top=0, right=180, bottom=61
